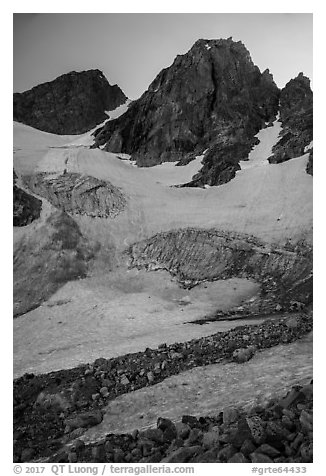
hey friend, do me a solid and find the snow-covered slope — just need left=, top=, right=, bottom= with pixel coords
left=239, top=118, right=282, bottom=171
left=105, top=99, right=131, bottom=120
left=23, top=120, right=309, bottom=242
left=13, top=118, right=312, bottom=376
left=65, top=99, right=132, bottom=147
left=14, top=117, right=312, bottom=246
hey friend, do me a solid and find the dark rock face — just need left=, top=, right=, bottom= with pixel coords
left=13, top=170, right=42, bottom=227
left=23, top=172, right=126, bottom=218
left=306, top=149, right=313, bottom=176
left=93, top=38, right=279, bottom=185
left=268, top=73, right=313, bottom=168
left=13, top=69, right=127, bottom=135
left=179, top=135, right=260, bottom=187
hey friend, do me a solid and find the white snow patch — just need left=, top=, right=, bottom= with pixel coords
left=105, top=99, right=131, bottom=121
left=238, top=118, right=282, bottom=172
left=116, top=153, right=132, bottom=161
left=304, top=141, right=313, bottom=153
left=64, top=119, right=110, bottom=147
left=13, top=121, right=77, bottom=149
left=65, top=99, right=131, bottom=148
left=134, top=154, right=205, bottom=186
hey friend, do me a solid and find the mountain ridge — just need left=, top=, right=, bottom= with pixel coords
left=13, top=69, right=127, bottom=135
left=268, top=72, right=313, bottom=173
left=91, top=38, right=280, bottom=185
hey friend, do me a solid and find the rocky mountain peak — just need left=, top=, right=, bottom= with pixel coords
left=93, top=37, right=280, bottom=183
left=13, top=69, right=127, bottom=135
left=268, top=72, right=313, bottom=168
left=261, top=68, right=275, bottom=83
left=188, top=37, right=255, bottom=68
left=279, top=73, right=312, bottom=120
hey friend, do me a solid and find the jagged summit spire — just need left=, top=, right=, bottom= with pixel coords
left=93, top=38, right=280, bottom=186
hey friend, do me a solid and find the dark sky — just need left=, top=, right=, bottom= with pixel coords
left=13, top=13, right=313, bottom=99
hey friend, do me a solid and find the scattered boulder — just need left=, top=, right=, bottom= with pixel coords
left=68, top=452, right=78, bottom=463
left=35, top=391, right=71, bottom=412
left=228, top=452, right=249, bottom=463
left=157, top=417, right=177, bottom=434
left=246, top=416, right=266, bottom=445
left=285, top=316, right=300, bottom=329
left=99, top=387, right=109, bottom=398
left=161, top=446, right=202, bottom=463
left=217, top=444, right=237, bottom=462
left=300, top=442, right=313, bottom=462
left=256, top=443, right=281, bottom=458
left=120, top=375, right=130, bottom=386
left=280, top=387, right=303, bottom=409
left=232, top=345, right=256, bottom=363
left=202, top=430, right=220, bottom=449
left=91, top=445, right=106, bottom=462
left=299, top=410, right=313, bottom=433
left=250, top=452, right=274, bottom=463
left=175, top=422, right=191, bottom=440
left=182, top=415, right=199, bottom=428
left=240, top=439, right=257, bottom=457
left=185, top=428, right=203, bottom=446
left=140, top=428, right=164, bottom=444
left=223, top=407, right=240, bottom=425
left=113, top=448, right=125, bottom=463
left=64, top=410, right=103, bottom=430
left=193, top=448, right=219, bottom=463
left=20, top=448, right=35, bottom=462
left=147, top=371, right=155, bottom=384
left=265, top=421, right=287, bottom=448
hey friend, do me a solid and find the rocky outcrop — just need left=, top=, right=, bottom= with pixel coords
left=127, top=228, right=312, bottom=309
left=268, top=73, right=313, bottom=168
left=23, top=172, right=126, bottom=218
left=306, top=149, right=313, bottom=176
left=13, top=170, right=42, bottom=226
left=178, top=135, right=260, bottom=187
left=93, top=38, right=279, bottom=186
left=14, top=210, right=95, bottom=317
left=13, top=69, right=127, bottom=134
left=13, top=312, right=312, bottom=462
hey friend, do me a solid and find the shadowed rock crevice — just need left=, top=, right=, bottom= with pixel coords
left=306, top=149, right=313, bottom=176
left=23, top=172, right=126, bottom=218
